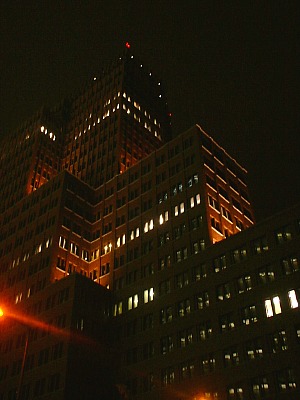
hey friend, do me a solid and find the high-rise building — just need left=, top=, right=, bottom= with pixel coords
left=0, top=46, right=171, bottom=213
left=0, top=46, right=299, bottom=400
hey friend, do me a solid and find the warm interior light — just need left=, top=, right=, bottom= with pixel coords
left=0, top=308, right=4, bottom=317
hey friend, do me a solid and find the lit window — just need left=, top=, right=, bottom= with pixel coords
left=133, top=294, right=138, bottom=308
left=144, top=222, right=149, bottom=233
left=265, top=299, right=273, bottom=318
left=144, top=288, right=154, bottom=303
left=180, top=202, right=185, bottom=213
left=190, top=197, right=195, bottom=208
left=128, top=297, right=133, bottom=310
left=174, top=205, right=179, bottom=216
left=149, top=219, right=154, bottom=230
left=159, top=214, right=164, bottom=225
left=288, top=290, right=299, bottom=309
left=273, top=296, right=282, bottom=314
left=149, top=287, right=154, bottom=301
left=272, top=330, right=288, bottom=352
left=265, top=296, right=282, bottom=317
left=196, top=193, right=201, bottom=204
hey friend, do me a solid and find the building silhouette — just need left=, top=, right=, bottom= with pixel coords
left=0, top=46, right=299, bottom=400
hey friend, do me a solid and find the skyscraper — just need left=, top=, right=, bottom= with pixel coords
left=0, top=46, right=299, bottom=400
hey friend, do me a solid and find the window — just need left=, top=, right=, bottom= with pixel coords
left=232, top=247, right=247, bottom=263
left=217, top=283, right=232, bottom=301
left=158, top=279, right=170, bottom=296
left=160, top=306, right=173, bottom=324
left=128, top=294, right=138, bottom=310
left=198, top=320, right=212, bottom=340
left=177, top=299, right=191, bottom=317
left=179, top=329, right=193, bottom=348
left=213, top=254, right=227, bottom=273
left=288, top=289, right=299, bottom=309
left=158, top=255, right=171, bottom=271
left=237, top=275, right=252, bottom=294
left=220, top=313, right=235, bottom=332
left=144, top=219, right=154, bottom=233
left=144, top=288, right=154, bottom=303
left=190, top=215, right=202, bottom=230
left=160, top=335, right=173, bottom=354
left=219, top=185, right=229, bottom=201
left=173, top=223, right=187, bottom=239
left=235, top=218, right=244, bottom=231
left=130, top=227, right=140, bottom=240
left=174, top=202, right=185, bottom=216
left=232, top=198, right=242, bottom=212
left=159, top=211, right=169, bottom=225
left=211, top=216, right=222, bottom=233
left=276, top=368, right=297, bottom=392
left=59, top=236, right=68, bottom=249
left=252, top=376, right=269, bottom=397
left=116, top=234, right=126, bottom=248
left=192, top=239, right=205, bottom=254
left=264, top=295, right=282, bottom=317
left=161, top=367, right=174, bottom=386
left=275, top=226, right=292, bottom=243
left=258, top=265, right=275, bottom=283
left=180, top=360, right=195, bottom=380
left=252, top=236, right=268, bottom=254
left=190, top=194, right=201, bottom=208
left=246, top=337, right=263, bottom=360
left=281, top=256, right=299, bottom=275
left=195, top=291, right=210, bottom=309
left=271, top=330, right=288, bottom=352
left=176, top=247, right=188, bottom=263
left=113, top=301, right=123, bottom=316
left=171, top=182, right=183, bottom=196
left=193, top=263, right=207, bottom=281
left=175, top=272, right=189, bottom=289
left=158, top=232, right=170, bottom=247
left=208, top=195, right=220, bottom=211
left=242, top=305, right=258, bottom=325
left=223, top=347, right=240, bottom=367
left=201, top=354, right=216, bottom=374
left=142, top=373, right=154, bottom=393
left=295, top=324, right=300, bottom=343
left=221, top=206, right=232, bottom=222
left=187, top=173, right=199, bottom=187
left=227, top=386, right=244, bottom=399
left=157, top=191, right=168, bottom=204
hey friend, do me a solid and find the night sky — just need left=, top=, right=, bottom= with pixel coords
left=1, top=1, right=299, bottom=221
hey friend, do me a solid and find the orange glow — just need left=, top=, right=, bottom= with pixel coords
left=2, top=308, right=104, bottom=349
left=0, top=307, right=4, bottom=317
left=4, top=308, right=69, bottom=337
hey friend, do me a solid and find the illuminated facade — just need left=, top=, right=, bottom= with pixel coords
left=0, top=48, right=299, bottom=400
left=0, top=47, right=170, bottom=213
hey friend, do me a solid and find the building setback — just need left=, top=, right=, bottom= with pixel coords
left=0, top=47, right=299, bottom=400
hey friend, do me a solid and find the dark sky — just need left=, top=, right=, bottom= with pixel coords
left=0, top=1, right=299, bottom=221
